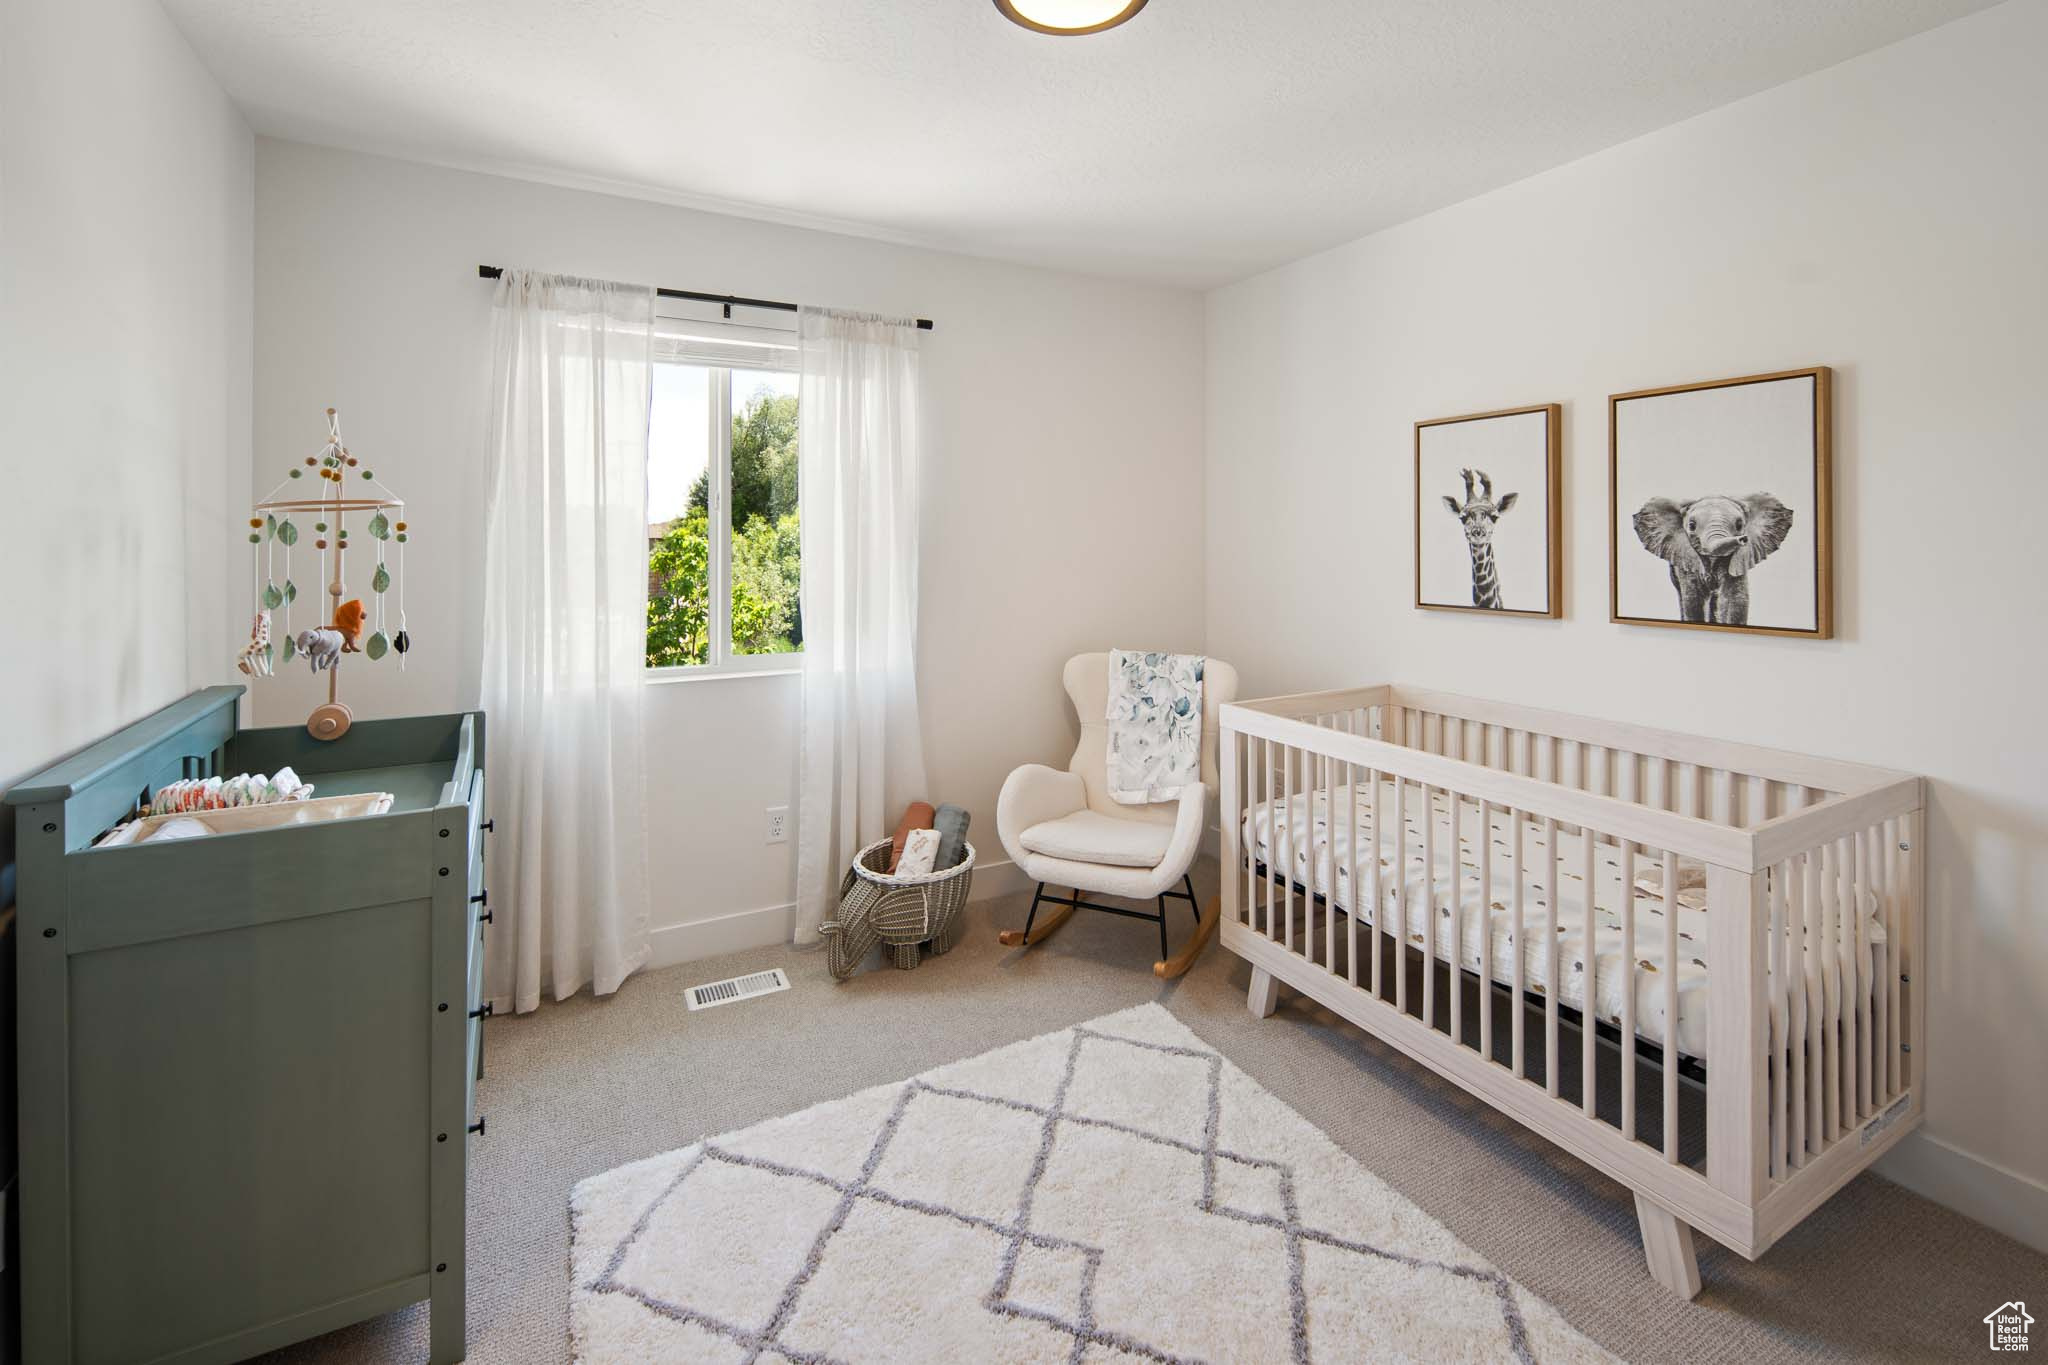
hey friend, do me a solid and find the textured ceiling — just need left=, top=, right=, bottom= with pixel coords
left=164, top=0, right=1991, bottom=287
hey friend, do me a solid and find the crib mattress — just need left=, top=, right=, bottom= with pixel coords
left=1240, top=784, right=1884, bottom=1062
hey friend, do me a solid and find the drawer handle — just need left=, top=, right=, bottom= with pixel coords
left=480, top=819, right=495, bottom=834
left=470, top=1002, right=494, bottom=1020
left=471, top=890, right=494, bottom=925
left=468, top=1116, right=486, bottom=1137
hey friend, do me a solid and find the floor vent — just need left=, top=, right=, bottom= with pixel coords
left=686, top=968, right=791, bottom=1011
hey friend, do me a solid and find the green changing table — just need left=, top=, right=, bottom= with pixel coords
left=6, top=686, right=487, bottom=1365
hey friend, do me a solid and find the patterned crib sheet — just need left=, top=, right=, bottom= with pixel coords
left=1241, top=784, right=1886, bottom=1062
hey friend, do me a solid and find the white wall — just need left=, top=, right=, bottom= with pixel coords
left=0, top=0, right=253, bottom=793
left=1204, top=0, right=2047, bottom=1250
left=251, top=139, right=1206, bottom=965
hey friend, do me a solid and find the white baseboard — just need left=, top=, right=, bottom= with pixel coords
left=639, top=858, right=1033, bottom=975
left=1878, top=1130, right=2048, bottom=1255
left=966, top=856, right=1032, bottom=903
left=646, top=902, right=794, bottom=970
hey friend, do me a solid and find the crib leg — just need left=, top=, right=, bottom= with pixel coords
left=1247, top=967, right=1280, bottom=1019
left=1634, top=1192, right=1702, bottom=1300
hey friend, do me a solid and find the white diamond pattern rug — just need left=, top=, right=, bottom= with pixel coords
left=571, top=1003, right=1617, bottom=1363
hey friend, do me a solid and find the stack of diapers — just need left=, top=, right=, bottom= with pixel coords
left=886, top=800, right=972, bottom=877
left=146, top=767, right=314, bottom=815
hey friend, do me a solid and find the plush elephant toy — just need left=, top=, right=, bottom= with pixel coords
left=296, top=628, right=344, bottom=672
left=1633, top=493, right=1793, bottom=625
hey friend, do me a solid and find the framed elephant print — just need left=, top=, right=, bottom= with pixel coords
left=1610, top=367, right=1833, bottom=638
left=1415, top=403, right=1562, bottom=618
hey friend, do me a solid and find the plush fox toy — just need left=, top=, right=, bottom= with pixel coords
left=332, top=599, right=367, bottom=652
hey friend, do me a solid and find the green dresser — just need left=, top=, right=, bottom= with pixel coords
left=5, top=688, right=487, bottom=1365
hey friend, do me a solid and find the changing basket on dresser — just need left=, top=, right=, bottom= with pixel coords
left=6, top=686, right=488, bottom=1365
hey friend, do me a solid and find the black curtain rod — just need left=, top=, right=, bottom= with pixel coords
left=477, top=265, right=934, bottom=331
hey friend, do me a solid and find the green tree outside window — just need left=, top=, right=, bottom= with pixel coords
left=646, top=386, right=802, bottom=667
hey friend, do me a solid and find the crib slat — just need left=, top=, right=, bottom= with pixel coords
left=1345, top=758, right=1359, bottom=988
left=1842, top=833, right=1860, bottom=1124
left=1620, top=841, right=1636, bottom=1141
left=1325, top=755, right=1338, bottom=973
left=1282, top=741, right=1296, bottom=952
left=1422, top=784, right=1437, bottom=1031
left=1546, top=816, right=1561, bottom=1100
left=1235, top=734, right=1248, bottom=927
left=1873, top=824, right=1890, bottom=1107
left=1662, top=850, right=1680, bottom=1163
left=1824, top=839, right=1842, bottom=1140
left=1855, top=830, right=1872, bottom=1120
left=1581, top=832, right=1596, bottom=1119
left=1789, top=852, right=1809, bottom=1167
left=1884, top=816, right=1901, bottom=1097
left=1839, top=834, right=1859, bottom=1124
left=1245, top=740, right=1261, bottom=933
left=1905, top=808, right=1921, bottom=1092
left=1511, top=806, right=1526, bottom=1079
left=1805, top=849, right=1826, bottom=1148
left=1479, top=799, right=1494, bottom=1063
left=1303, top=751, right=1318, bottom=964
left=1394, top=777, right=1409, bottom=1016
left=1266, top=738, right=1282, bottom=941
left=1369, top=767, right=1383, bottom=999
left=1450, top=794, right=1464, bottom=1047
left=1769, top=860, right=1788, bottom=1180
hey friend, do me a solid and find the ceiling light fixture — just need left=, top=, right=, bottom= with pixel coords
left=993, top=0, right=1148, bottom=37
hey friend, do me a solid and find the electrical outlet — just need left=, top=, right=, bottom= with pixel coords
left=765, top=805, right=789, bottom=844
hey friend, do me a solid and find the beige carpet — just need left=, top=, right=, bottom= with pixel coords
left=569, top=1003, right=1611, bottom=1363
left=257, top=867, right=2042, bottom=1364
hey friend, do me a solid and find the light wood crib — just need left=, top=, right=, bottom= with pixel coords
left=1219, top=685, right=1923, bottom=1297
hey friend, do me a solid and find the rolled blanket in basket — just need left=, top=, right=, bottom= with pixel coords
left=932, top=802, right=970, bottom=870
left=1106, top=649, right=1205, bottom=804
left=888, top=802, right=936, bottom=871
left=895, top=827, right=943, bottom=877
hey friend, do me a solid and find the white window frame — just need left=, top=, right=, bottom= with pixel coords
left=644, top=304, right=802, bottom=682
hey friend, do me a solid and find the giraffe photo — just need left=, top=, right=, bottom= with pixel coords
left=1414, top=404, right=1561, bottom=618
left=1443, top=467, right=1517, bottom=608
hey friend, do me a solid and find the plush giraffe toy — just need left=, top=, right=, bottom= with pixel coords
left=235, top=611, right=274, bottom=677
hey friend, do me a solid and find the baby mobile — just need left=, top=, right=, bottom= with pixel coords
left=237, top=408, right=415, bottom=740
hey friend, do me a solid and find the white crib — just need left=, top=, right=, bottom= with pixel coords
left=1219, top=685, right=1924, bottom=1297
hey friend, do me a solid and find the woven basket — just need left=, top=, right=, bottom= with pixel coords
left=820, top=836, right=976, bottom=979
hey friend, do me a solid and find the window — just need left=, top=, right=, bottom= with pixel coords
left=645, top=316, right=802, bottom=672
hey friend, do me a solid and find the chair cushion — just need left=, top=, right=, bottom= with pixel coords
left=1018, top=809, right=1173, bottom=869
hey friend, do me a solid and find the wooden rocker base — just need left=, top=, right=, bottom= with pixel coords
left=998, top=892, right=1085, bottom=947
left=1153, top=896, right=1219, bottom=979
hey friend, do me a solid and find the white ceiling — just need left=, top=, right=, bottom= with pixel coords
left=164, top=0, right=1991, bottom=288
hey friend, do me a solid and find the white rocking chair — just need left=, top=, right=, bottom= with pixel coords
left=994, top=652, right=1238, bottom=977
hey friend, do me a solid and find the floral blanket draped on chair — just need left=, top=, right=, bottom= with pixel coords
left=1105, top=649, right=1206, bottom=804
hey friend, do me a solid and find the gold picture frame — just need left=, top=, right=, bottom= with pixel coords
left=1414, top=403, right=1563, bottom=618
left=1609, top=367, right=1832, bottom=638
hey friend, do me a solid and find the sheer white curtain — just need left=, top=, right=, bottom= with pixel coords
left=481, top=271, right=655, bottom=1010
left=794, top=308, right=930, bottom=943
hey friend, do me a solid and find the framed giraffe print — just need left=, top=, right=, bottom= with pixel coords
left=1414, top=403, right=1562, bottom=618
left=1610, top=366, right=1833, bottom=638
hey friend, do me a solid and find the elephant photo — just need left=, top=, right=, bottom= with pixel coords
left=1632, top=493, right=1792, bottom=626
